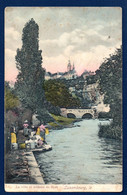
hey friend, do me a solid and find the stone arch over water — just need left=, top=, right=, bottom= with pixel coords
left=67, top=113, right=76, bottom=118
left=82, top=113, right=93, bottom=119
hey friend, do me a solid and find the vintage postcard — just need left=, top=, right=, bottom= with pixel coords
left=4, top=7, right=122, bottom=192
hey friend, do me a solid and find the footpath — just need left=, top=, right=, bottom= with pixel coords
left=5, top=130, right=45, bottom=184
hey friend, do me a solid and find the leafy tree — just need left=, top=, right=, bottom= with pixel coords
left=5, top=82, right=19, bottom=111
left=86, top=75, right=97, bottom=85
left=81, top=98, right=92, bottom=108
left=97, top=47, right=122, bottom=139
left=15, top=19, right=46, bottom=121
left=44, top=79, right=81, bottom=108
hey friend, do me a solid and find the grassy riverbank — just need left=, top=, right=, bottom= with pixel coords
left=48, top=114, right=77, bottom=129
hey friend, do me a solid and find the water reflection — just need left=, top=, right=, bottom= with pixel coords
left=34, top=119, right=122, bottom=184
left=99, top=138, right=122, bottom=167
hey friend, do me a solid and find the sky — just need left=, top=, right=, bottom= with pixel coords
left=5, top=7, right=122, bottom=82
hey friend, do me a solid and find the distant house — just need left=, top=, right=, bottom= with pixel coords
left=81, top=70, right=95, bottom=79
left=69, top=86, right=76, bottom=92
left=45, top=72, right=52, bottom=80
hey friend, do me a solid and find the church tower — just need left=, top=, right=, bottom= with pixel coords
left=67, top=60, right=71, bottom=72
left=72, top=62, right=75, bottom=70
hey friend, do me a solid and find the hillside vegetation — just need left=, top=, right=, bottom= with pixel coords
left=97, top=47, right=122, bottom=140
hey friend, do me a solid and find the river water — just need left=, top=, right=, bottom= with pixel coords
left=34, top=119, right=122, bottom=184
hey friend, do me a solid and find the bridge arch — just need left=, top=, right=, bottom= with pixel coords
left=61, top=108, right=97, bottom=119
left=82, top=113, right=93, bottom=119
left=67, top=113, right=76, bottom=119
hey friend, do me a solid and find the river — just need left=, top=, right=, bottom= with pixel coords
left=34, top=119, right=122, bottom=184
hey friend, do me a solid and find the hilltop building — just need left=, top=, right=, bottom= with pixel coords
left=67, top=60, right=71, bottom=72
left=45, top=60, right=77, bottom=80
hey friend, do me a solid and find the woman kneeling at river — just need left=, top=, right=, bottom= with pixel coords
left=36, top=123, right=46, bottom=143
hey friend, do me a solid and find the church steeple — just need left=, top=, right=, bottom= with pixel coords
left=72, top=62, right=75, bottom=70
left=67, top=60, right=71, bottom=72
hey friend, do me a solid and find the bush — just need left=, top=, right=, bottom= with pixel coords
left=98, top=112, right=111, bottom=119
left=98, top=123, right=122, bottom=140
left=43, top=100, right=61, bottom=116
left=4, top=126, right=11, bottom=154
left=5, top=110, right=18, bottom=128
left=5, top=86, right=19, bottom=111
left=44, top=79, right=81, bottom=108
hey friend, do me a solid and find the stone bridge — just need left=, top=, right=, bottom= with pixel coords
left=61, top=108, right=98, bottom=119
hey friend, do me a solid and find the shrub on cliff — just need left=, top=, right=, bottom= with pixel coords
left=98, top=112, right=111, bottom=119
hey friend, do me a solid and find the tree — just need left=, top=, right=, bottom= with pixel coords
left=86, top=75, right=97, bottom=85
left=44, top=79, right=81, bottom=108
left=15, top=19, right=46, bottom=121
left=5, top=82, right=19, bottom=111
left=97, top=47, right=122, bottom=139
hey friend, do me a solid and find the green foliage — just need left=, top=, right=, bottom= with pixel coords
left=98, top=112, right=111, bottom=119
left=15, top=19, right=45, bottom=116
left=86, top=75, right=97, bottom=85
left=43, top=100, right=61, bottom=115
left=98, top=124, right=121, bottom=140
left=51, top=114, right=75, bottom=124
left=48, top=122, right=60, bottom=127
left=5, top=82, right=19, bottom=111
left=81, top=98, right=91, bottom=108
left=44, top=79, right=81, bottom=108
left=97, top=47, right=122, bottom=139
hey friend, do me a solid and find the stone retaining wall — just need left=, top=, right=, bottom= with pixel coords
left=25, top=151, right=45, bottom=184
